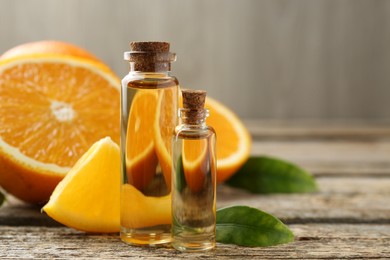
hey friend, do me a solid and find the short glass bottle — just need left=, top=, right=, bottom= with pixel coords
left=120, top=42, right=179, bottom=246
left=172, top=90, right=217, bottom=252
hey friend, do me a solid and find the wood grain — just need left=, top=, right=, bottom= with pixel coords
left=218, top=181, right=390, bottom=224
left=1, top=177, right=389, bottom=227
left=251, top=139, right=390, bottom=177
left=0, top=225, right=389, bottom=259
left=0, top=127, right=389, bottom=258
left=246, top=120, right=390, bottom=140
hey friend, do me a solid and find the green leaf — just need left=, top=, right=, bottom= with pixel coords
left=226, top=156, right=318, bottom=193
left=0, top=190, right=5, bottom=207
left=216, top=205, right=294, bottom=247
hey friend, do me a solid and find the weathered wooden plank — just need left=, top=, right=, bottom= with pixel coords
left=317, top=177, right=390, bottom=195
left=0, top=134, right=388, bottom=258
left=218, top=179, right=390, bottom=224
left=0, top=224, right=389, bottom=259
left=251, top=140, right=390, bottom=176
left=246, top=120, right=390, bottom=140
left=0, top=198, right=59, bottom=227
left=1, top=177, right=389, bottom=227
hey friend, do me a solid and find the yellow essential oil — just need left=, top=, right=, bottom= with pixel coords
left=120, top=42, right=179, bottom=246
left=172, top=90, right=217, bottom=251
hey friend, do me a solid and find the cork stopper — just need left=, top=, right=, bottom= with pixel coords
left=130, top=42, right=170, bottom=52
left=182, top=89, right=206, bottom=110
left=124, top=41, right=176, bottom=72
left=181, top=89, right=207, bottom=124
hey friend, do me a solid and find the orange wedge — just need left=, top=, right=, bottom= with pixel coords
left=154, top=87, right=178, bottom=190
left=0, top=55, right=120, bottom=203
left=121, top=184, right=171, bottom=229
left=42, top=137, right=120, bottom=233
left=205, top=97, right=251, bottom=182
left=125, top=90, right=158, bottom=190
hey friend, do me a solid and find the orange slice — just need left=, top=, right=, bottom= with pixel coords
left=154, top=87, right=178, bottom=190
left=205, top=97, right=251, bottom=182
left=42, top=137, right=120, bottom=233
left=0, top=55, right=120, bottom=203
left=121, top=184, right=171, bottom=229
left=125, top=90, right=158, bottom=190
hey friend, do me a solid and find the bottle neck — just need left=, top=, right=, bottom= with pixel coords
left=129, top=61, right=171, bottom=72
left=124, top=51, right=176, bottom=73
left=128, top=70, right=171, bottom=78
left=178, top=108, right=209, bottom=127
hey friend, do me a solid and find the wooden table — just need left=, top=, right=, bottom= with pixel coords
left=1, top=121, right=390, bottom=259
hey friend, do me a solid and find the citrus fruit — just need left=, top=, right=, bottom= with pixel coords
left=42, top=137, right=120, bottom=233
left=0, top=54, right=120, bottom=204
left=125, top=90, right=158, bottom=190
left=0, top=41, right=102, bottom=63
left=121, top=184, right=171, bottom=230
left=154, top=87, right=178, bottom=189
left=205, top=97, right=251, bottom=182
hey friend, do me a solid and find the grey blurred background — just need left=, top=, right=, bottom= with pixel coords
left=1, top=0, right=390, bottom=120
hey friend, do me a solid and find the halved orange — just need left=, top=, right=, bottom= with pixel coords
left=154, top=87, right=178, bottom=190
left=0, top=55, right=120, bottom=203
left=42, top=137, right=120, bottom=233
left=0, top=41, right=115, bottom=79
left=0, top=41, right=102, bottom=63
left=205, top=97, right=251, bottom=182
left=125, top=90, right=158, bottom=190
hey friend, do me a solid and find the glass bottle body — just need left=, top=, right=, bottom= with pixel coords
left=172, top=121, right=217, bottom=251
left=120, top=71, right=178, bottom=246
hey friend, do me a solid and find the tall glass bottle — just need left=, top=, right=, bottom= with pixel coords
left=172, top=89, right=217, bottom=251
left=120, top=42, right=179, bottom=246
